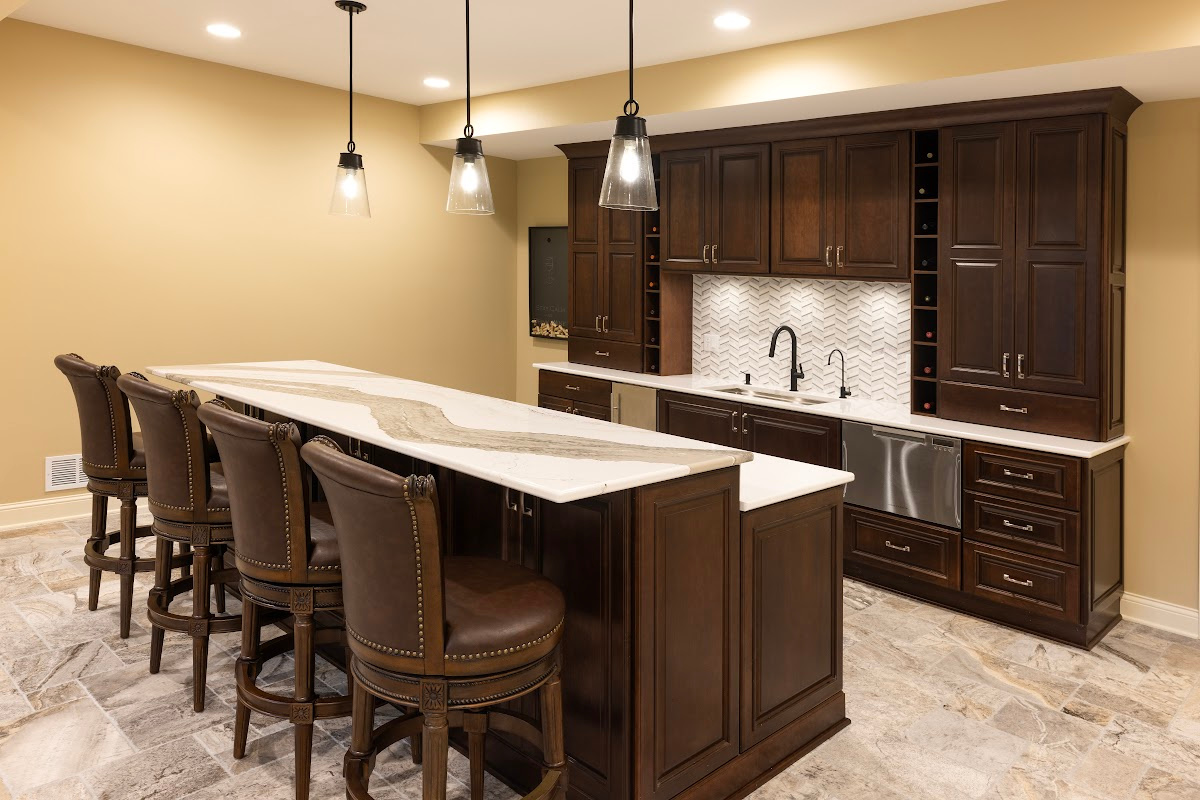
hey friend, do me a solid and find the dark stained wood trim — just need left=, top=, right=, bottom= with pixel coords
left=557, top=89, right=1142, bottom=159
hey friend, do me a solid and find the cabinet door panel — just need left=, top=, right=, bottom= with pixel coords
left=1019, top=118, right=1094, bottom=250
left=660, top=149, right=711, bottom=268
left=569, top=159, right=603, bottom=247
left=602, top=249, right=642, bottom=343
left=940, top=258, right=1012, bottom=387
left=835, top=131, right=910, bottom=280
left=1015, top=260, right=1091, bottom=394
left=943, top=123, right=1014, bottom=252
left=711, top=144, right=770, bottom=273
left=568, top=251, right=603, bottom=339
left=771, top=138, right=836, bottom=275
left=657, top=391, right=740, bottom=447
left=538, top=394, right=574, bottom=414
left=741, top=407, right=840, bottom=468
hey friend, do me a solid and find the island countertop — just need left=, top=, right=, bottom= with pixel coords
left=146, top=360, right=752, bottom=503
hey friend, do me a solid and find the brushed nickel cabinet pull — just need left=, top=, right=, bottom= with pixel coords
left=564, top=384, right=580, bottom=392
left=1002, top=468, right=1035, bottom=480
left=884, top=540, right=911, bottom=553
left=1017, top=353, right=1025, bottom=379
left=836, top=245, right=845, bottom=268
left=825, top=245, right=833, bottom=267
left=595, top=315, right=601, bottom=332
left=504, top=487, right=519, bottom=513
left=741, top=412, right=748, bottom=435
left=712, top=244, right=719, bottom=263
left=1000, top=404, right=1028, bottom=414
left=570, top=408, right=580, bottom=414
left=703, top=244, right=711, bottom=264
left=731, top=410, right=738, bottom=433
left=1002, top=519, right=1035, bottom=532
left=1002, top=353, right=1010, bottom=378
left=602, top=315, right=609, bottom=332
left=594, top=351, right=610, bottom=357
left=1003, top=573, right=1034, bottom=587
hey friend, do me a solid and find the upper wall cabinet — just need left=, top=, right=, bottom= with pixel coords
left=771, top=138, right=837, bottom=276
left=834, top=131, right=912, bottom=280
left=660, top=144, right=771, bottom=274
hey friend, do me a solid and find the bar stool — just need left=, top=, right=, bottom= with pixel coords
left=118, top=374, right=241, bottom=712
left=301, top=439, right=568, bottom=800
left=198, top=402, right=352, bottom=800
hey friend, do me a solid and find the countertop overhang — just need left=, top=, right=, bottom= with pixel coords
left=534, top=362, right=1130, bottom=459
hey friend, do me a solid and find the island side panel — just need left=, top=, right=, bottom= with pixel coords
left=633, top=467, right=741, bottom=800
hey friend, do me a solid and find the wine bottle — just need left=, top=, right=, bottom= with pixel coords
left=922, top=294, right=933, bottom=304
left=924, top=330, right=934, bottom=340
left=923, top=401, right=932, bottom=411
left=923, top=366, right=933, bottom=375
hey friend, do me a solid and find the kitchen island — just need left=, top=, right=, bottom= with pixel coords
left=148, top=361, right=852, bottom=800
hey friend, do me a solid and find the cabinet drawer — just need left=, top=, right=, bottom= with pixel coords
left=940, top=382, right=1101, bottom=441
left=964, top=441, right=1081, bottom=511
left=844, top=505, right=960, bottom=590
left=538, top=370, right=612, bottom=407
left=964, top=492, right=1079, bottom=564
left=964, top=541, right=1080, bottom=623
left=572, top=400, right=612, bottom=421
left=567, top=337, right=642, bottom=372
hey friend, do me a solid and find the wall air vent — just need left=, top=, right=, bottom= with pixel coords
left=45, top=454, right=88, bottom=491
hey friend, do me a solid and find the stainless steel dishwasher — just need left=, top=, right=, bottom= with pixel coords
left=841, top=421, right=961, bottom=529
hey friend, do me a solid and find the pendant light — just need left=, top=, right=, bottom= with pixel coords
left=329, top=0, right=370, bottom=218
left=446, top=0, right=494, bottom=214
left=599, top=0, right=657, bottom=211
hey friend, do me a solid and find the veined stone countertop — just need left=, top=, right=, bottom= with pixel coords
left=534, top=362, right=1131, bottom=459
left=146, top=360, right=753, bottom=504
left=740, top=455, right=853, bottom=512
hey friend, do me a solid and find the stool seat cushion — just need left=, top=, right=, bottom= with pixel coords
left=442, top=556, right=565, bottom=677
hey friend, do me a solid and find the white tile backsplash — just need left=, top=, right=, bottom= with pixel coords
left=692, top=275, right=911, bottom=403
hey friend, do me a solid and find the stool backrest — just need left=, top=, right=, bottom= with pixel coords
left=53, top=353, right=140, bottom=480
left=301, top=439, right=445, bottom=675
left=117, top=374, right=218, bottom=523
left=199, top=401, right=313, bottom=584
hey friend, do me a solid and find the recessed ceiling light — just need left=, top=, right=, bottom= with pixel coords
left=713, top=12, right=750, bottom=30
left=206, top=23, right=241, bottom=39
left=423, top=77, right=451, bottom=89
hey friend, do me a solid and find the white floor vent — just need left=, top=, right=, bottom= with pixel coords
left=45, top=454, right=88, bottom=491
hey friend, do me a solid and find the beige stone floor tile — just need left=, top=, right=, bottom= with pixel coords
left=1099, top=714, right=1200, bottom=785
left=14, top=776, right=94, bottom=800
left=24, top=679, right=88, bottom=712
left=85, top=736, right=225, bottom=800
left=1066, top=747, right=1147, bottom=799
left=8, top=640, right=123, bottom=693
left=1133, top=767, right=1200, bottom=800
left=932, top=646, right=1082, bottom=709
left=0, top=698, right=134, bottom=795
left=905, top=708, right=1029, bottom=776
left=988, top=698, right=1103, bottom=753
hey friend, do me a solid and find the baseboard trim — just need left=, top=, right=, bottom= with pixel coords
left=1121, top=592, right=1200, bottom=639
left=0, top=493, right=150, bottom=532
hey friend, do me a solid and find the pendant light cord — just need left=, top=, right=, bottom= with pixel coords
left=463, top=0, right=473, bottom=138
left=624, top=0, right=638, bottom=117
left=347, top=5, right=356, bottom=152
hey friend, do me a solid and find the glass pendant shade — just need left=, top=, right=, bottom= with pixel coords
left=446, top=137, right=494, bottom=215
left=599, top=115, right=657, bottom=211
left=330, top=152, right=370, bottom=217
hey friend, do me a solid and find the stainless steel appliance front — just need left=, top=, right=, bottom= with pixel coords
left=841, top=421, right=961, bottom=529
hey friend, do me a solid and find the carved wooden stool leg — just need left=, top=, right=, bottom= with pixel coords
left=212, top=547, right=226, bottom=615
left=410, top=732, right=423, bottom=765
left=540, top=671, right=567, bottom=800
left=233, top=596, right=259, bottom=760
left=464, top=712, right=488, bottom=800
left=179, top=543, right=192, bottom=579
left=148, top=537, right=173, bottom=674
left=421, top=709, right=450, bottom=800
left=118, top=494, right=137, bottom=639
left=346, top=676, right=375, bottom=790
left=87, top=494, right=108, bottom=611
left=191, top=544, right=212, bottom=712
left=294, top=609, right=315, bottom=800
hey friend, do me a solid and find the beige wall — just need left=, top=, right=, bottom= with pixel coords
left=1125, top=99, right=1200, bottom=610
left=0, top=20, right=518, bottom=506
left=514, top=157, right=568, bottom=405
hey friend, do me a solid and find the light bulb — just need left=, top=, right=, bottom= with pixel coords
left=619, top=140, right=641, bottom=183
left=460, top=160, right=479, bottom=192
left=340, top=173, right=360, bottom=199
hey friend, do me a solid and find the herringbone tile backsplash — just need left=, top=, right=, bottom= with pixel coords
left=692, top=275, right=912, bottom=403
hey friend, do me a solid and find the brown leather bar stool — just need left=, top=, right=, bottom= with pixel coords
left=198, top=402, right=352, bottom=800
left=118, top=374, right=241, bottom=712
left=302, top=439, right=568, bottom=800
left=54, top=354, right=157, bottom=638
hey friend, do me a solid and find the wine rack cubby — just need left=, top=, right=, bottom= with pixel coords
left=911, top=129, right=940, bottom=416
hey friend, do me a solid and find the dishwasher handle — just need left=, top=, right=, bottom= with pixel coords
left=870, top=425, right=931, bottom=445
left=841, top=440, right=849, bottom=498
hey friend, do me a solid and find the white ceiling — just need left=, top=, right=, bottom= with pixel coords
left=11, top=0, right=1002, bottom=105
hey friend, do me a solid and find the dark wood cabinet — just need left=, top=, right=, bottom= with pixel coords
left=834, top=131, right=911, bottom=280
left=538, top=370, right=613, bottom=421
left=771, top=138, right=837, bottom=276
left=660, top=145, right=770, bottom=274
left=658, top=391, right=841, bottom=468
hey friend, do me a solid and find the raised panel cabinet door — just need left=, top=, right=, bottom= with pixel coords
left=1014, top=116, right=1102, bottom=398
left=600, top=249, right=643, bottom=344
left=538, top=394, right=574, bottom=414
left=771, top=138, right=837, bottom=276
left=835, top=131, right=911, bottom=280
left=569, top=157, right=604, bottom=247
left=942, top=122, right=1015, bottom=254
left=657, top=391, right=741, bottom=448
left=660, top=149, right=711, bottom=269
left=710, top=144, right=770, bottom=274
left=740, top=407, right=841, bottom=468
left=939, top=257, right=1013, bottom=387
left=568, top=250, right=604, bottom=339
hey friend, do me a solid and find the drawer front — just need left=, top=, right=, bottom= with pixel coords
left=538, top=370, right=612, bottom=407
left=964, top=441, right=1081, bottom=511
left=572, top=400, right=612, bottom=421
left=567, top=336, right=643, bottom=372
left=538, top=394, right=574, bottom=414
left=940, top=381, right=1101, bottom=441
left=844, top=505, right=960, bottom=589
left=964, top=492, right=1080, bottom=564
left=964, top=541, right=1080, bottom=622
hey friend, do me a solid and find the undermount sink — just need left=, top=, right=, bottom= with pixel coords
left=708, top=385, right=838, bottom=406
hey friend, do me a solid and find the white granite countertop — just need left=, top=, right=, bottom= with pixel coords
left=740, top=454, right=853, bottom=512
left=146, top=360, right=755, bottom=504
left=534, top=362, right=1130, bottom=459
